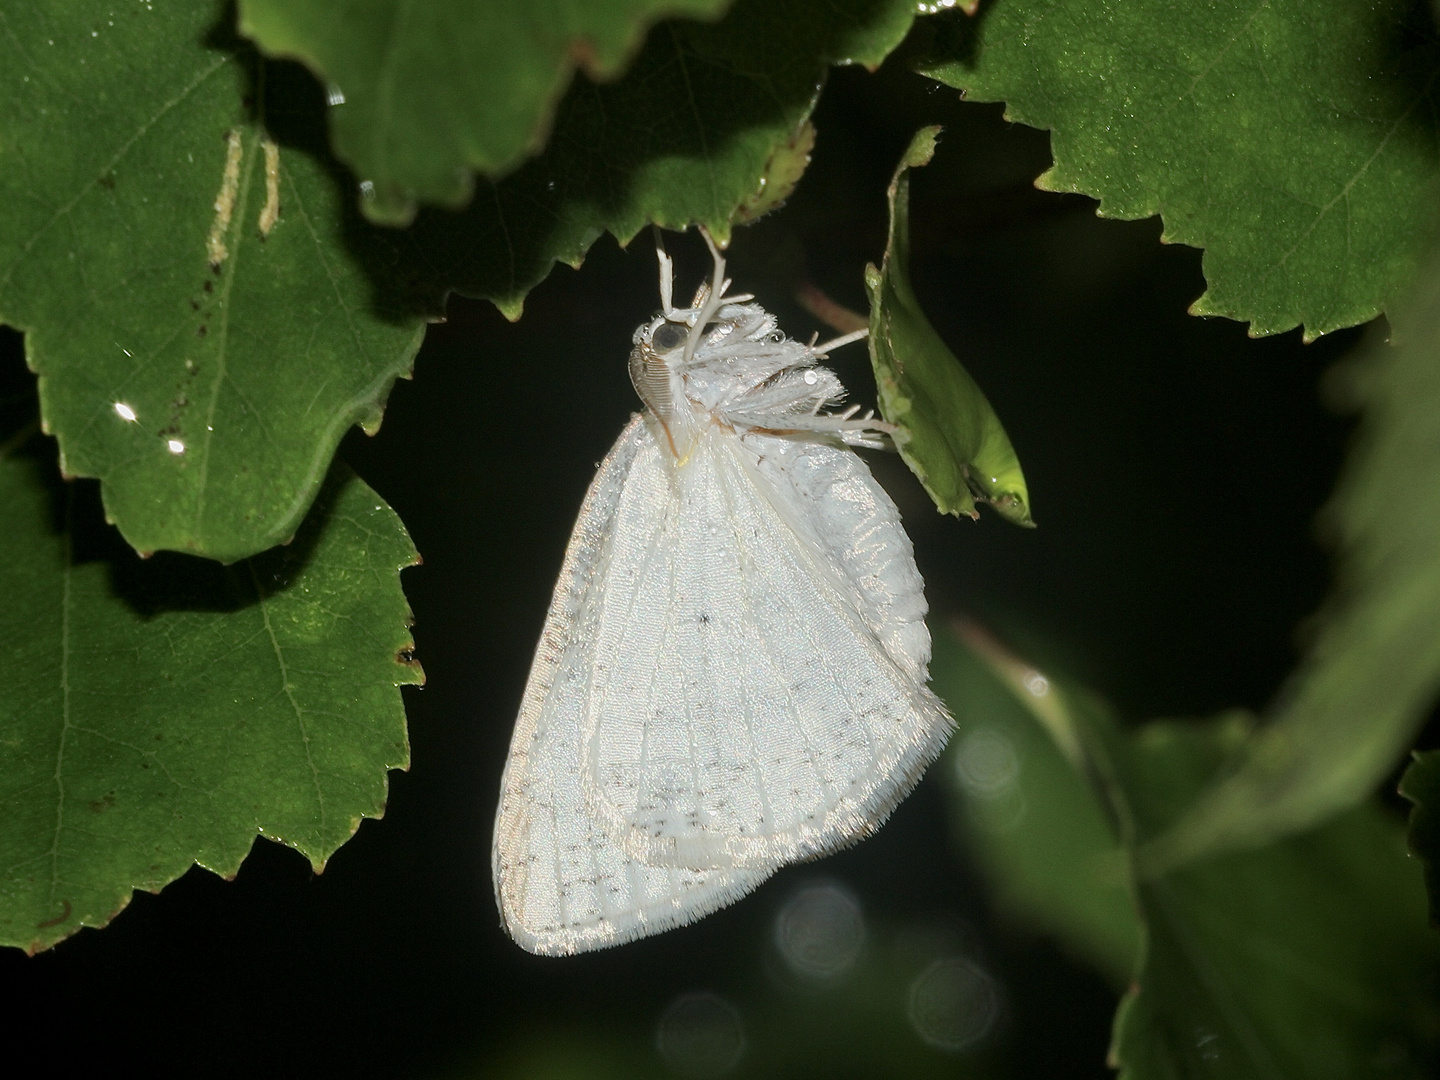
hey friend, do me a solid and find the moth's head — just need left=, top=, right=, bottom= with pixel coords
left=631, top=228, right=768, bottom=456
left=646, top=318, right=690, bottom=355
left=628, top=315, right=691, bottom=448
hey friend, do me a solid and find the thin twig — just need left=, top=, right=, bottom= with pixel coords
left=795, top=281, right=867, bottom=335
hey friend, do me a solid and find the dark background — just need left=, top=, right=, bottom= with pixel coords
left=0, top=56, right=1363, bottom=1079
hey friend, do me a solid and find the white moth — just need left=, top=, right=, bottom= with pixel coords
left=492, top=231, right=952, bottom=955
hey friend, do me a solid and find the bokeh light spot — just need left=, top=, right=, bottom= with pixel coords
left=1022, top=670, right=1051, bottom=697
left=955, top=728, right=1020, bottom=797
left=907, top=957, right=1001, bottom=1052
left=655, top=991, right=745, bottom=1078
left=774, top=881, right=865, bottom=979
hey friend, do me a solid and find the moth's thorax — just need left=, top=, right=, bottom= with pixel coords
left=629, top=301, right=846, bottom=459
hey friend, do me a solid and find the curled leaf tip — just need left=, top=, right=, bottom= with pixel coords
left=895, top=124, right=941, bottom=178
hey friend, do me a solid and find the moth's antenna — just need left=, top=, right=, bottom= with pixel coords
left=685, top=226, right=731, bottom=366
left=654, top=228, right=677, bottom=318
left=700, top=227, right=752, bottom=306
left=698, top=226, right=727, bottom=317
left=814, top=328, right=869, bottom=355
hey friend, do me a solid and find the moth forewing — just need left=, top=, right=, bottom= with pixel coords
left=492, top=417, right=779, bottom=955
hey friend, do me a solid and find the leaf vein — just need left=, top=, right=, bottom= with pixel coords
left=46, top=489, right=75, bottom=913
left=248, top=562, right=326, bottom=832
left=0, top=53, right=230, bottom=293
left=1271, top=73, right=1438, bottom=276
left=194, top=125, right=265, bottom=539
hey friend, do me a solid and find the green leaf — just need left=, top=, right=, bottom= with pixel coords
left=916, top=0, right=1440, bottom=338
left=1140, top=250, right=1440, bottom=871
left=1102, top=714, right=1440, bottom=1080
left=236, top=0, right=738, bottom=226
left=864, top=127, right=1032, bottom=524
left=0, top=2, right=425, bottom=562
left=930, top=624, right=1140, bottom=986
left=1401, top=749, right=1440, bottom=926
left=733, top=120, right=817, bottom=227
left=0, top=436, right=421, bottom=953
left=390, top=0, right=923, bottom=319
left=952, top=628, right=1439, bottom=1078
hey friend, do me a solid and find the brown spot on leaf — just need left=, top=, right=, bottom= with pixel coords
left=37, top=900, right=72, bottom=929
left=567, top=36, right=600, bottom=77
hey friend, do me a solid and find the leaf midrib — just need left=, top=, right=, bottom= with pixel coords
left=46, top=486, right=74, bottom=916
left=249, top=561, right=326, bottom=832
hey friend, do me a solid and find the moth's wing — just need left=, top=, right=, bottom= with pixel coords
left=492, top=415, right=772, bottom=956
left=748, top=434, right=933, bottom=679
left=581, top=428, right=952, bottom=871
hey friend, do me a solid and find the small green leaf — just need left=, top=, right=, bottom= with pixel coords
left=1401, top=749, right=1440, bottom=925
left=1140, top=250, right=1440, bottom=871
left=930, top=625, right=1140, bottom=986
left=390, top=0, right=923, bottom=319
left=864, top=127, right=1032, bottom=524
left=916, top=0, right=1440, bottom=338
left=237, top=0, right=737, bottom=226
left=0, top=2, right=425, bottom=561
left=0, top=436, right=420, bottom=953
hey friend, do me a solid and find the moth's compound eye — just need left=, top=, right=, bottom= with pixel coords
left=651, top=322, right=687, bottom=352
